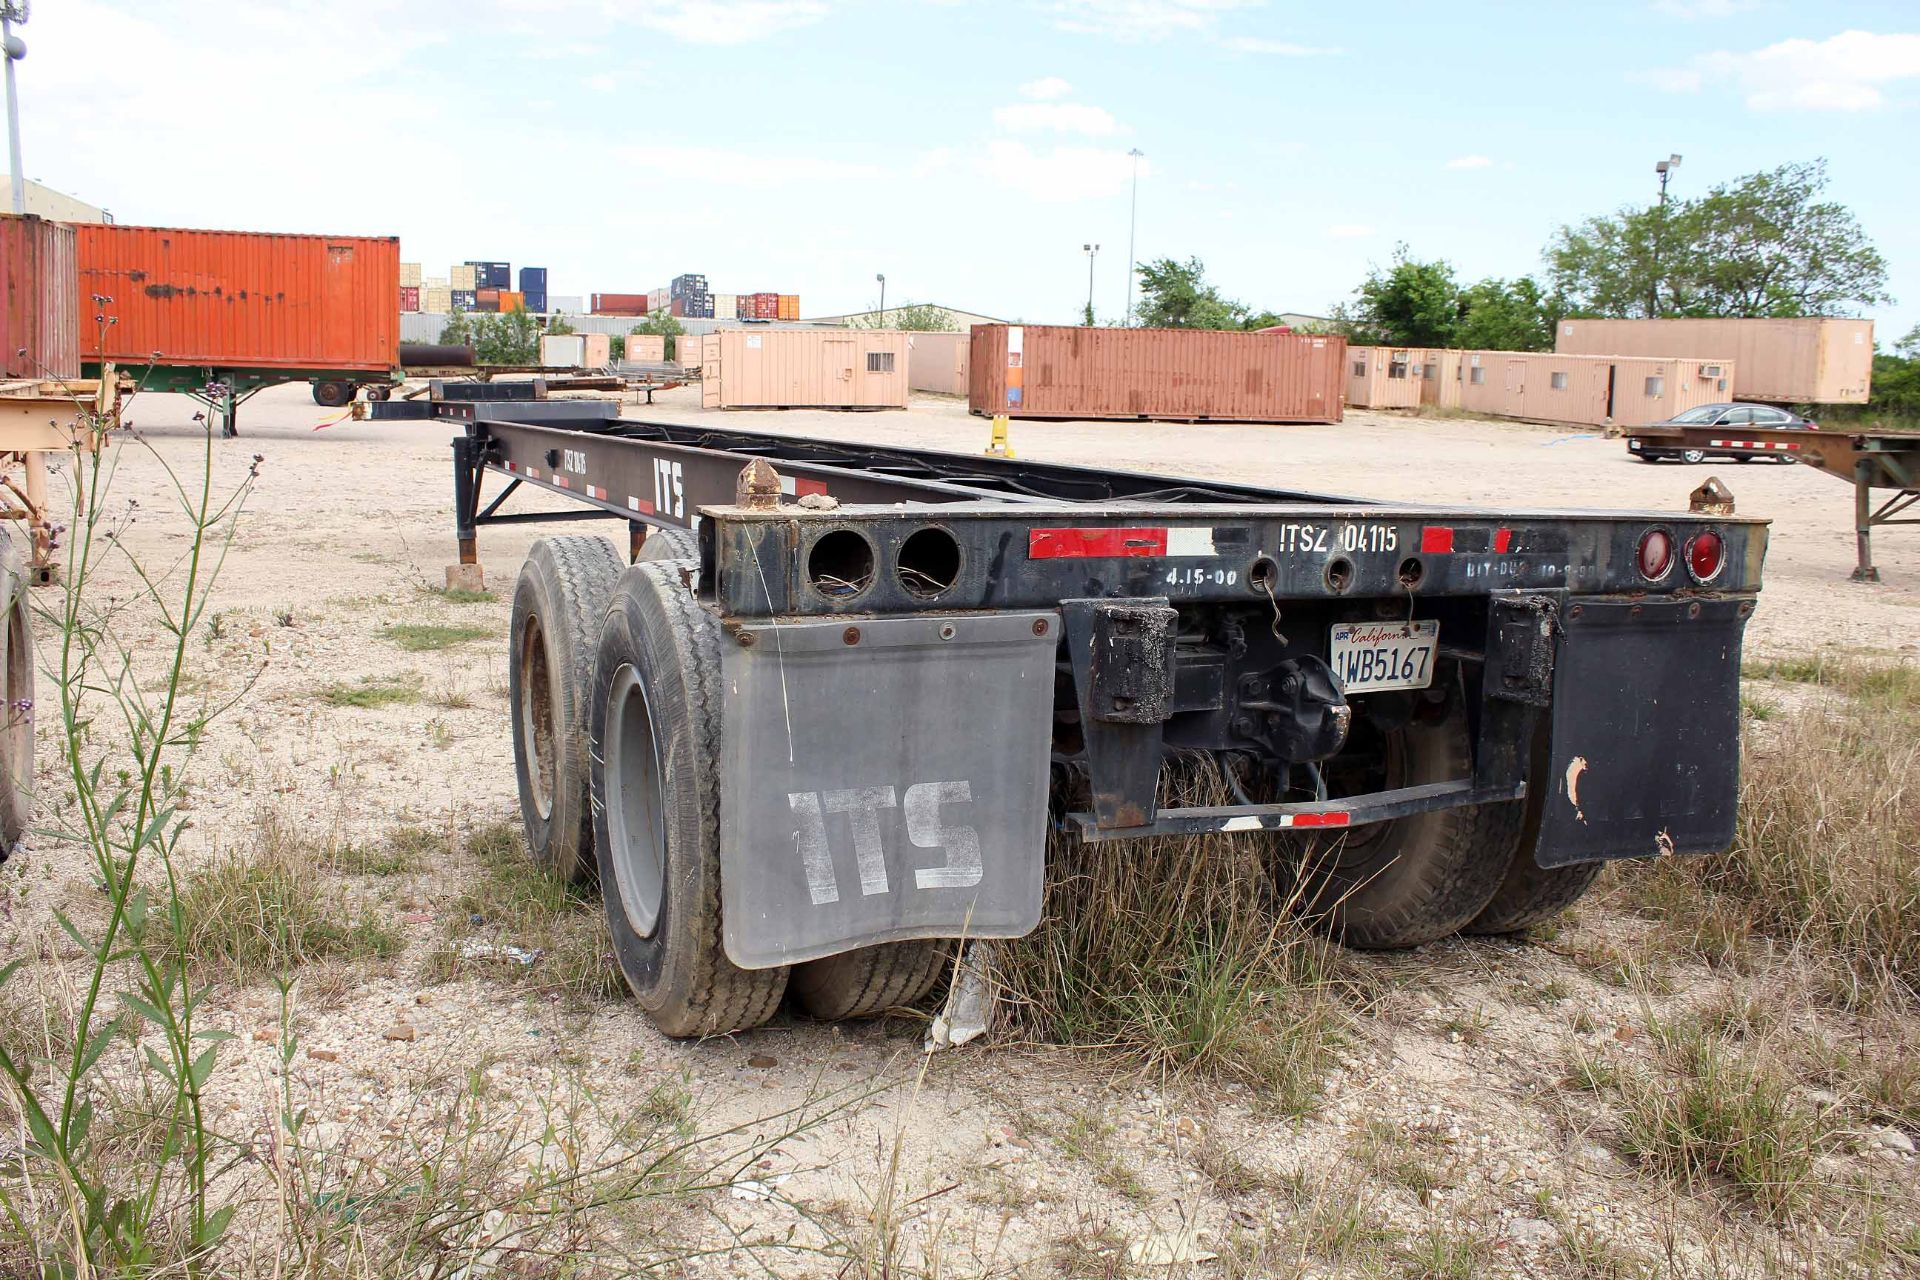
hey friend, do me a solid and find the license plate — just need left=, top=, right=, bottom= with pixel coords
left=1329, top=619, right=1440, bottom=694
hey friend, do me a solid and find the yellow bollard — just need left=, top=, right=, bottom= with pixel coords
left=986, top=414, right=1016, bottom=459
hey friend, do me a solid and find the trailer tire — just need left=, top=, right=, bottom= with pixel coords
left=1291, top=703, right=1521, bottom=949
left=790, top=942, right=951, bottom=1021
left=312, top=380, right=352, bottom=409
left=1463, top=858, right=1604, bottom=936
left=0, top=537, right=33, bottom=858
left=511, top=536, right=626, bottom=883
left=591, top=562, right=787, bottom=1037
left=637, top=528, right=697, bottom=563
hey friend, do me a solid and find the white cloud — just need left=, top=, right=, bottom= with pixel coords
left=1019, top=76, right=1074, bottom=100
left=978, top=140, right=1147, bottom=202
left=1220, top=36, right=1338, bottom=55
left=616, top=0, right=832, bottom=44
left=1326, top=223, right=1374, bottom=239
left=1445, top=154, right=1493, bottom=170
left=1050, top=0, right=1261, bottom=42
left=612, top=144, right=883, bottom=188
left=992, top=102, right=1123, bottom=136
left=1645, top=29, right=1920, bottom=111
left=585, top=73, right=619, bottom=92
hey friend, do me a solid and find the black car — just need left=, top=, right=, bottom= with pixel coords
left=1628, top=403, right=1817, bottom=463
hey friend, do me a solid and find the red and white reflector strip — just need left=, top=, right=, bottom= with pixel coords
left=1710, top=438, right=1801, bottom=452
left=779, top=474, right=830, bottom=499
left=551, top=475, right=570, bottom=489
left=1029, top=526, right=1218, bottom=559
left=627, top=495, right=656, bottom=515
left=1420, top=526, right=1515, bottom=554
left=504, top=461, right=540, bottom=480
left=586, top=484, right=608, bottom=501
left=1220, top=811, right=1352, bottom=832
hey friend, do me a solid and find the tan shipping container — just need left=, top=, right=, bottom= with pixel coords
left=624, top=333, right=666, bottom=362
left=422, top=286, right=453, bottom=314
left=1553, top=316, right=1870, bottom=403
left=451, top=263, right=478, bottom=290
left=1344, top=347, right=1425, bottom=409
left=907, top=330, right=970, bottom=396
left=400, top=261, right=422, bottom=287
left=580, top=332, right=612, bottom=367
left=969, top=325, right=1344, bottom=424
left=700, top=329, right=909, bottom=409
left=1421, top=350, right=1463, bottom=409
left=1456, top=351, right=1734, bottom=428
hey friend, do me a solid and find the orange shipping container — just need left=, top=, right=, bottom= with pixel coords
left=1, top=214, right=80, bottom=379
left=1455, top=351, right=1734, bottom=428
left=1552, top=316, right=1870, bottom=403
left=969, top=325, right=1344, bottom=424
left=907, top=330, right=969, bottom=396
left=74, top=224, right=399, bottom=373
left=497, top=290, right=525, bottom=312
left=777, top=294, right=800, bottom=321
left=699, top=329, right=908, bottom=409
left=1343, top=346, right=1425, bottom=409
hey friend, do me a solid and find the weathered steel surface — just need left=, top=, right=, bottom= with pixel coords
left=1, top=215, right=79, bottom=379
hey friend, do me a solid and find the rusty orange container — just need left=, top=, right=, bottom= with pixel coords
left=1, top=214, right=80, bottom=379
left=969, top=324, right=1345, bottom=424
left=74, top=224, right=399, bottom=372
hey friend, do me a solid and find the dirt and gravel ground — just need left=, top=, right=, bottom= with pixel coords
left=4, top=382, right=1915, bottom=1275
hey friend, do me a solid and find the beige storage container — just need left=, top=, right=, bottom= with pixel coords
left=540, top=333, right=587, bottom=367
left=625, top=333, right=666, bottom=362
left=1456, top=351, right=1733, bottom=428
left=1344, top=347, right=1425, bottom=409
left=907, top=331, right=970, bottom=396
left=400, top=261, right=422, bottom=287
left=422, top=286, right=453, bottom=314
left=451, top=263, right=478, bottom=290
left=578, top=332, right=612, bottom=367
left=712, top=292, right=737, bottom=320
left=1553, top=317, right=1869, bottom=403
left=701, top=329, right=909, bottom=408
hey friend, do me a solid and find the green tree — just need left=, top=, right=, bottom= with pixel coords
left=546, top=311, right=577, bottom=336
left=1548, top=159, right=1890, bottom=319
left=1134, top=257, right=1248, bottom=329
left=631, top=311, right=686, bottom=359
left=438, top=309, right=475, bottom=348
left=471, top=305, right=540, bottom=365
left=854, top=303, right=957, bottom=331
left=1335, top=247, right=1461, bottom=347
left=1454, top=276, right=1562, bottom=352
left=609, top=335, right=626, bottom=361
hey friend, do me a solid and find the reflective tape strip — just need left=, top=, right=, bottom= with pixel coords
left=627, top=495, right=656, bottom=515
left=1420, top=526, right=1454, bottom=553
left=1220, top=811, right=1352, bottom=832
left=1709, top=438, right=1800, bottom=451
left=586, top=484, right=608, bottom=501
left=1028, top=527, right=1219, bottom=559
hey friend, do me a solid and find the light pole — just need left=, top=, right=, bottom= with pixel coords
left=1651, top=154, right=1681, bottom=317
left=1082, top=243, right=1099, bottom=325
left=1125, top=148, right=1144, bottom=325
left=875, top=272, right=886, bottom=326
left=2, top=3, right=27, bottom=216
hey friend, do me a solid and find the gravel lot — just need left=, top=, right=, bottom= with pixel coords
left=5, top=381, right=1914, bottom=1274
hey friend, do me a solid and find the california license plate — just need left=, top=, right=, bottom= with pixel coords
left=1329, top=619, right=1440, bottom=694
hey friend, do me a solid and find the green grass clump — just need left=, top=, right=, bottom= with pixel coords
left=422, top=822, right=622, bottom=1003
left=319, top=675, right=423, bottom=708
left=382, top=623, right=492, bottom=652
left=176, top=850, right=402, bottom=981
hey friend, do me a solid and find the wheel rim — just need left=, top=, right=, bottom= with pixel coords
left=1316, top=718, right=1410, bottom=871
left=603, top=662, right=667, bottom=937
left=1684, top=450, right=1705, bottom=463
left=518, top=616, right=556, bottom=821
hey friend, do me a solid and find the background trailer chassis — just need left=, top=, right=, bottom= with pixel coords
left=366, top=382, right=1767, bottom=1035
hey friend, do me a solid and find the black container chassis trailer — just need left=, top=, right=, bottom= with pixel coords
left=369, top=383, right=1768, bottom=1036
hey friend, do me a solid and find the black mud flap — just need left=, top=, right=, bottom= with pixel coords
left=1533, top=595, right=1751, bottom=868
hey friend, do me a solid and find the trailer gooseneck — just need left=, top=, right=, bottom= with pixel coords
left=367, top=382, right=1768, bottom=1037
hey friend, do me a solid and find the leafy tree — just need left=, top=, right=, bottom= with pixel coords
left=1454, top=276, right=1562, bottom=352
left=438, top=309, right=475, bottom=348
left=546, top=311, right=577, bottom=336
left=1134, top=257, right=1248, bottom=329
left=854, top=302, right=957, bottom=332
left=1547, top=160, right=1890, bottom=319
left=472, top=305, right=540, bottom=365
left=610, top=334, right=626, bottom=361
left=1334, top=247, right=1461, bottom=347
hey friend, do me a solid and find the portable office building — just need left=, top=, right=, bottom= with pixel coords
left=699, top=329, right=909, bottom=409
left=907, top=331, right=969, bottom=396
left=1455, top=351, right=1733, bottom=428
left=1552, top=317, right=1869, bottom=404
left=969, top=325, right=1344, bottom=424
left=1344, top=347, right=1425, bottom=409
left=1420, top=350, right=1463, bottom=409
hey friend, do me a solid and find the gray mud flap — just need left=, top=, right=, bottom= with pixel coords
left=719, top=612, right=1057, bottom=969
left=1535, top=596, right=1750, bottom=867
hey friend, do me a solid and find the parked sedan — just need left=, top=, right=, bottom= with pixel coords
left=1628, top=403, right=1817, bottom=463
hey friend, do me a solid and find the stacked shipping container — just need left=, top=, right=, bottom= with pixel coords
left=590, top=292, right=648, bottom=315
left=465, top=261, right=510, bottom=290
left=399, top=286, right=421, bottom=312
left=969, top=325, right=1345, bottom=424
left=519, top=266, right=548, bottom=314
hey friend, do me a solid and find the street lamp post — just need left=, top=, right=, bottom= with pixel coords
left=2, top=3, right=27, bottom=216
left=1125, top=148, right=1144, bottom=326
left=1082, top=243, right=1099, bottom=325
left=1650, top=154, right=1681, bottom=317
left=875, top=272, right=886, bottom=326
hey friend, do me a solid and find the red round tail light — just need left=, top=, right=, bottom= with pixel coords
left=1637, top=528, right=1674, bottom=581
left=1686, top=531, right=1725, bottom=583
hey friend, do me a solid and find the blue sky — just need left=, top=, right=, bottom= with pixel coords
left=17, top=1, right=1919, bottom=341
